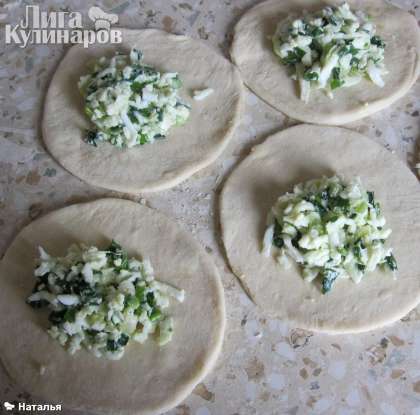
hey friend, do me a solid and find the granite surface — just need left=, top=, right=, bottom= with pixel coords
left=0, top=0, right=419, bottom=414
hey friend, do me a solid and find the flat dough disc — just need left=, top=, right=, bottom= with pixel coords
left=0, top=199, right=225, bottom=414
left=43, top=29, right=243, bottom=193
left=231, top=0, right=420, bottom=125
left=220, top=125, right=420, bottom=333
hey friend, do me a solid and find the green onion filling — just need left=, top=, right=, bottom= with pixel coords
left=272, top=2, right=387, bottom=102
left=262, top=176, right=397, bottom=293
left=78, top=48, right=191, bottom=148
left=27, top=240, right=185, bottom=359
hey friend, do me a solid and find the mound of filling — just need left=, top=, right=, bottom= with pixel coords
left=27, top=240, right=185, bottom=359
left=272, top=2, right=387, bottom=102
left=78, top=49, right=191, bottom=148
left=262, top=176, right=397, bottom=293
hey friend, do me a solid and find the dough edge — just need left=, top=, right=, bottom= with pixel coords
left=0, top=198, right=226, bottom=414
left=220, top=124, right=420, bottom=333
left=231, top=0, right=420, bottom=125
left=42, top=28, right=244, bottom=193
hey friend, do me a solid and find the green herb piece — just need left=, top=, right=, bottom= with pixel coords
left=118, top=333, right=129, bottom=347
left=146, top=292, right=155, bottom=308
left=282, top=47, right=306, bottom=65
left=172, top=76, right=182, bottom=88
left=321, top=269, right=339, bottom=293
left=330, top=67, right=344, bottom=90
left=131, top=81, right=146, bottom=93
left=308, top=26, right=323, bottom=37
left=27, top=299, right=49, bottom=309
left=303, top=71, right=319, bottom=81
left=291, top=230, right=302, bottom=249
left=371, top=36, right=385, bottom=48
left=139, top=133, right=148, bottom=145
left=106, top=339, right=119, bottom=352
left=273, top=220, right=284, bottom=248
left=385, top=253, right=397, bottom=271
left=367, top=191, right=375, bottom=205
left=149, top=308, right=162, bottom=321
left=49, top=310, right=66, bottom=325
left=128, top=107, right=139, bottom=124
left=328, top=195, right=350, bottom=213
left=84, top=130, right=99, bottom=147
left=126, top=295, right=140, bottom=309
left=64, top=308, right=77, bottom=323
left=136, top=286, right=146, bottom=302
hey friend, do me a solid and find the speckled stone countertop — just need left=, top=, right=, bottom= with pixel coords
left=1, top=1, right=419, bottom=414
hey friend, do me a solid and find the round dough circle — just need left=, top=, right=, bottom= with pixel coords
left=43, top=29, right=243, bottom=193
left=0, top=199, right=225, bottom=414
left=220, top=124, right=420, bottom=333
left=231, top=0, right=420, bottom=125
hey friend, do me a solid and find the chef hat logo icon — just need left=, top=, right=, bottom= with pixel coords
left=3, top=402, right=15, bottom=411
left=88, top=6, right=118, bottom=31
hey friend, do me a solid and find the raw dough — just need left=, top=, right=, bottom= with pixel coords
left=231, top=0, right=420, bottom=125
left=0, top=199, right=225, bottom=414
left=43, top=29, right=243, bottom=193
left=220, top=124, right=420, bottom=333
